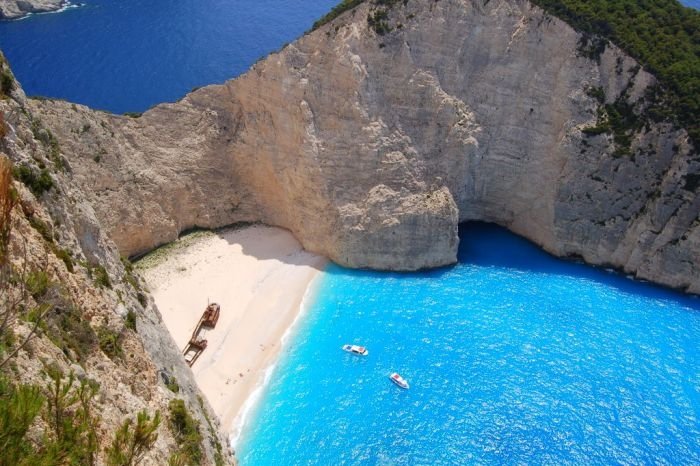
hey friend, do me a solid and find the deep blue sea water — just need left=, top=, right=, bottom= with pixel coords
left=237, top=224, right=700, bottom=464
left=0, top=0, right=337, bottom=113
left=0, top=0, right=696, bottom=113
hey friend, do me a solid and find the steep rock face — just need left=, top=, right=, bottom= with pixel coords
left=1, top=59, right=233, bottom=465
left=31, top=0, right=699, bottom=290
left=0, top=0, right=64, bottom=19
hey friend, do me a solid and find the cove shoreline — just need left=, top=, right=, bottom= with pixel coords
left=136, top=224, right=327, bottom=443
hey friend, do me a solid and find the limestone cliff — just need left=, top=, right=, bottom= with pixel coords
left=0, top=57, right=233, bottom=465
left=29, top=0, right=699, bottom=292
left=0, top=0, right=64, bottom=19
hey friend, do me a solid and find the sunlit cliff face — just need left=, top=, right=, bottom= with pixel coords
left=29, top=0, right=699, bottom=292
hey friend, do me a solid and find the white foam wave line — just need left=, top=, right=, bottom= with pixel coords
left=229, top=272, right=323, bottom=450
left=281, top=273, right=321, bottom=346
left=10, top=2, right=83, bottom=21
left=228, top=358, right=277, bottom=450
left=52, top=2, right=82, bottom=13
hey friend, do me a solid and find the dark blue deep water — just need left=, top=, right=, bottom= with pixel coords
left=237, top=224, right=700, bottom=464
left=0, top=0, right=696, bottom=114
left=0, top=0, right=337, bottom=113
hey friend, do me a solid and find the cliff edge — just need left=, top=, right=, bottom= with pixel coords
left=0, top=56, right=233, bottom=465
left=29, top=0, right=700, bottom=292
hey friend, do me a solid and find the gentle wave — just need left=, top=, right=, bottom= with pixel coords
left=229, top=272, right=323, bottom=448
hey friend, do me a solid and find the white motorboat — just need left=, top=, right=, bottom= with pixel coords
left=389, top=372, right=409, bottom=389
left=342, top=344, right=368, bottom=356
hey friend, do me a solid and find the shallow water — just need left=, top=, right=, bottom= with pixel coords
left=0, top=0, right=337, bottom=113
left=237, top=223, right=700, bottom=465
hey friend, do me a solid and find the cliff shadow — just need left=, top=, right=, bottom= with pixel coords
left=458, top=222, right=700, bottom=312
left=215, top=223, right=325, bottom=271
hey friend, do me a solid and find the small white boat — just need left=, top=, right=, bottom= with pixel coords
left=342, top=344, right=368, bottom=356
left=389, top=372, right=409, bottom=389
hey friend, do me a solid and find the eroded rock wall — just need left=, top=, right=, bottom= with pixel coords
left=1, top=56, right=234, bottom=465
left=30, top=0, right=699, bottom=291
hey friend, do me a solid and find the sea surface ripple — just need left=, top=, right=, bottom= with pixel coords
left=237, top=223, right=700, bottom=465
left=0, top=0, right=338, bottom=113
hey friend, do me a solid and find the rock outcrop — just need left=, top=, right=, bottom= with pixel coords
left=29, top=0, right=699, bottom=292
left=0, top=57, right=233, bottom=465
left=0, top=0, right=65, bottom=19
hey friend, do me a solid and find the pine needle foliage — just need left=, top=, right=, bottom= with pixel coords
left=0, top=377, right=44, bottom=465
left=167, top=399, right=203, bottom=466
left=40, top=365, right=99, bottom=465
left=105, top=410, right=161, bottom=466
left=0, top=368, right=100, bottom=466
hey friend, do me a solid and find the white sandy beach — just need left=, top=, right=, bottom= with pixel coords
left=137, top=225, right=326, bottom=442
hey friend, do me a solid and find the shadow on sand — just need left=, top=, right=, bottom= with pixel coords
left=211, top=221, right=698, bottom=312
left=215, top=223, right=325, bottom=271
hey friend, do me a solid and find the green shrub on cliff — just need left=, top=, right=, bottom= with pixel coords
left=312, top=0, right=365, bottom=30
left=105, top=410, right=161, bottom=466
left=12, top=165, right=54, bottom=196
left=47, top=303, right=97, bottom=362
left=530, top=0, right=700, bottom=147
left=0, top=368, right=100, bottom=465
left=0, top=376, right=45, bottom=463
left=2, top=368, right=162, bottom=466
left=98, top=327, right=123, bottom=359
left=197, top=395, right=225, bottom=466
left=313, top=0, right=410, bottom=33
left=1, top=70, right=14, bottom=96
left=167, top=399, right=203, bottom=466
left=90, top=264, right=112, bottom=289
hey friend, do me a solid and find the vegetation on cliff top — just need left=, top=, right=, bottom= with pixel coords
left=312, top=0, right=364, bottom=30
left=313, top=0, right=699, bottom=147
left=311, top=0, right=406, bottom=31
left=530, top=0, right=700, bottom=146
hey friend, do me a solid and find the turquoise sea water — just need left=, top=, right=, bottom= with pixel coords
left=237, top=223, right=700, bottom=464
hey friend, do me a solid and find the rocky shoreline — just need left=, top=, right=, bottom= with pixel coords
left=0, top=0, right=67, bottom=20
